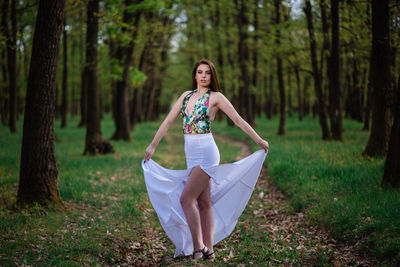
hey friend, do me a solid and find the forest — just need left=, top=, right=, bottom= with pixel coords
left=0, top=0, right=399, bottom=265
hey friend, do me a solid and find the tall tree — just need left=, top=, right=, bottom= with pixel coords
left=235, top=0, right=255, bottom=126
left=17, top=0, right=66, bottom=205
left=266, top=73, right=274, bottom=119
left=363, top=0, right=392, bottom=157
left=304, top=0, right=331, bottom=140
left=329, top=0, right=343, bottom=140
left=381, top=76, right=400, bottom=187
left=110, top=0, right=142, bottom=140
left=5, top=0, right=17, bottom=132
left=0, top=0, right=9, bottom=125
left=83, top=0, right=114, bottom=154
left=275, top=0, right=285, bottom=135
left=61, top=16, right=68, bottom=128
left=252, top=0, right=259, bottom=102
left=295, top=65, right=303, bottom=121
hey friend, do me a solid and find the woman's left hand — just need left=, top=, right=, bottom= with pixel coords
left=258, top=139, right=269, bottom=152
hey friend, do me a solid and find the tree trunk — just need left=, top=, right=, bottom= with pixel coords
left=78, top=67, right=87, bottom=127
left=111, top=0, right=141, bottom=140
left=295, top=65, right=303, bottom=121
left=252, top=0, right=259, bottom=105
left=287, top=70, right=292, bottom=118
left=17, top=0, right=65, bottom=206
left=6, top=0, right=18, bottom=133
left=83, top=0, right=114, bottom=155
left=267, top=73, right=274, bottom=119
left=0, top=48, right=6, bottom=124
left=363, top=57, right=373, bottom=130
left=351, top=56, right=363, bottom=122
left=363, top=0, right=392, bottom=157
left=78, top=7, right=86, bottom=127
left=381, top=75, right=400, bottom=187
left=303, top=75, right=311, bottom=116
left=214, top=1, right=225, bottom=92
left=329, top=0, right=343, bottom=140
left=235, top=0, right=254, bottom=126
left=0, top=0, right=8, bottom=126
left=304, top=0, right=331, bottom=139
left=275, top=0, right=285, bottom=135
left=61, top=16, right=68, bottom=128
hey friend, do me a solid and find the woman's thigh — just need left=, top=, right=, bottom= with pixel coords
left=180, top=166, right=210, bottom=202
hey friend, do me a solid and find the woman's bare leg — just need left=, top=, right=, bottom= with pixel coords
left=197, top=182, right=214, bottom=256
left=180, top=166, right=211, bottom=257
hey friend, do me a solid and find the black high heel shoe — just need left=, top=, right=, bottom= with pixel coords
left=202, top=247, right=215, bottom=261
left=192, top=246, right=206, bottom=260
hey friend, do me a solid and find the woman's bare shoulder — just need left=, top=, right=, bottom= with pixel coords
left=180, top=90, right=192, bottom=98
left=211, top=91, right=228, bottom=102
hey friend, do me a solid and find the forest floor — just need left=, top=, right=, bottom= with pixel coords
left=0, top=116, right=397, bottom=266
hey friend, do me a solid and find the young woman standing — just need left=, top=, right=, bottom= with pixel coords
left=143, top=59, right=269, bottom=260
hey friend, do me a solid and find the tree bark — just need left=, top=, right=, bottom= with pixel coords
left=295, top=65, right=303, bottom=121
left=381, top=75, right=400, bottom=187
left=303, top=75, right=311, bottom=116
left=61, top=16, right=68, bottom=128
left=213, top=1, right=225, bottom=92
left=287, top=70, right=292, bottom=118
left=235, top=0, right=254, bottom=126
left=17, top=0, right=65, bottom=205
left=363, top=0, right=392, bottom=157
left=329, top=0, right=343, bottom=140
left=267, top=73, right=274, bottom=119
left=78, top=67, right=87, bottom=127
left=252, top=0, right=259, bottom=100
left=78, top=7, right=87, bottom=127
left=0, top=0, right=9, bottom=125
left=83, top=0, right=114, bottom=155
left=363, top=57, right=373, bottom=130
left=6, top=0, right=18, bottom=133
left=304, top=0, right=331, bottom=139
left=275, top=0, right=285, bottom=135
left=351, top=56, right=363, bottom=122
left=111, top=0, right=141, bottom=140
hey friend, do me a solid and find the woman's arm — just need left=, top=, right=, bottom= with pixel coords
left=215, top=92, right=269, bottom=152
left=144, top=91, right=190, bottom=162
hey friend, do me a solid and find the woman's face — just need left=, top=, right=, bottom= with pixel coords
left=195, top=64, right=212, bottom=88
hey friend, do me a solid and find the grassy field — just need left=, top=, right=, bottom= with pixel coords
left=0, top=114, right=399, bottom=265
left=213, top=115, right=400, bottom=264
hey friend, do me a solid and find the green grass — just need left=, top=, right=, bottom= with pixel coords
left=213, top=115, right=400, bottom=264
left=0, top=114, right=399, bottom=265
left=0, top=115, right=254, bottom=266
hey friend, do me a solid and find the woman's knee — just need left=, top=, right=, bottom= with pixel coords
left=180, top=193, right=194, bottom=208
left=197, top=195, right=212, bottom=211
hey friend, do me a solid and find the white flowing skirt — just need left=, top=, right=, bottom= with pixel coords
left=141, top=133, right=267, bottom=257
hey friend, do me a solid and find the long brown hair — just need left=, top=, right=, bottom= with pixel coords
left=191, top=59, right=221, bottom=92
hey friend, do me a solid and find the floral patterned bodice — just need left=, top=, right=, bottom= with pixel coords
left=181, top=89, right=211, bottom=134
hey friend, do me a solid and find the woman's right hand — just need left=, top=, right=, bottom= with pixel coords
left=258, top=139, right=269, bottom=153
left=144, top=144, right=156, bottom=162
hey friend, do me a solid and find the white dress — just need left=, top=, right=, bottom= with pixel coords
left=142, top=133, right=267, bottom=257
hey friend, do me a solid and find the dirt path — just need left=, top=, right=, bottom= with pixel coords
left=212, top=134, right=377, bottom=267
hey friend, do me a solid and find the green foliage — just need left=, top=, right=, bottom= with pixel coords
left=129, top=66, right=147, bottom=86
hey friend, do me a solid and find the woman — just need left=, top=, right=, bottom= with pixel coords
left=142, top=59, right=269, bottom=260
